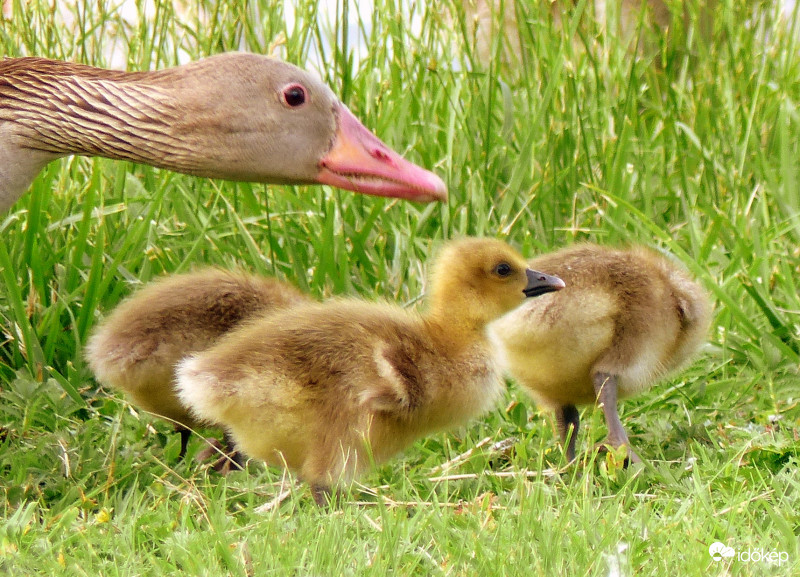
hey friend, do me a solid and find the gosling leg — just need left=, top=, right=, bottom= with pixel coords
left=592, top=371, right=642, bottom=464
left=176, top=425, right=191, bottom=460
left=310, top=483, right=333, bottom=507
left=211, top=431, right=245, bottom=474
left=195, top=432, right=246, bottom=473
left=555, top=404, right=580, bottom=462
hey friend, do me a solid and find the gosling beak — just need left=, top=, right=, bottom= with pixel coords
left=523, top=269, right=566, bottom=298
left=317, top=103, right=448, bottom=203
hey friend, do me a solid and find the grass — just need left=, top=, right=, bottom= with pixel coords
left=1, top=0, right=799, bottom=574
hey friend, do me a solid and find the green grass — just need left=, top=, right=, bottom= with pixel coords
left=1, top=0, right=799, bottom=575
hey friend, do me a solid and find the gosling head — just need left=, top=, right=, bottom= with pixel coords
left=428, top=237, right=565, bottom=328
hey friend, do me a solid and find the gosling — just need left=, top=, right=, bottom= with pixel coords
left=86, top=268, right=310, bottom=465
left=175, top=238, right=565, bottom=504
left=490, top=244, right=711, bottom=463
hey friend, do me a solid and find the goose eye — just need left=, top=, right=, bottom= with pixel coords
left=282, top=84, right=307, bottom=108
left=494, top=263, right=513, bottom=277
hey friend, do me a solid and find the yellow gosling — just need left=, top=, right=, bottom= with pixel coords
left=491, top=244, right=711, bottom=463
left=175, top=238, right=565, bottom=503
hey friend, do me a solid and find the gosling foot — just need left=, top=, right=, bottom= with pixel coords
left=555, top=404, right=580, bottom=462
left=595, top=440, right=643, bottom=466
left=592, top=371, right=642, bottom=465
left=195, top=432, right=245, bottom=474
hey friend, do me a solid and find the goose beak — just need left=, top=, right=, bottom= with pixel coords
left=523, top=269, right=566, bottom=298
left=317, top=104, right=447, bottom=203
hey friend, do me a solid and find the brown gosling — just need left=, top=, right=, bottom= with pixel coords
left=490, top=244, right=711, bottom=463
left=175, top=238, right=565, bottom=504
left=86, top=268, right=311, bottom=466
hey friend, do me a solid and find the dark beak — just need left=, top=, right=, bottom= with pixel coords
left=523, top=269, right=566, bottom=297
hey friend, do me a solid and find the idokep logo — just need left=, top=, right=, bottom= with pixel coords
left=709, top=542, right=790, bottom=566
left=708, top=542, right=735, bottom=561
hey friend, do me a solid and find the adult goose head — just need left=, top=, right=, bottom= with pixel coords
left=0, top=52, right=447, bottom=211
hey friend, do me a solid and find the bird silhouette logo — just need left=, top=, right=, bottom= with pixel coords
left=709, top=542, right=735, bottom=561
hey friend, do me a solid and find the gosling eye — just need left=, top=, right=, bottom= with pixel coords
left=494, top=262, right=513, bottom=277
left=281, top=84, right=307, bottom=108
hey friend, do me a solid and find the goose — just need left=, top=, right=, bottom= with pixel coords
left=490, top=244, right=711, bottom=463
left=0, top=52, right=447, bottom=212
left=86, top=268, right=311, bottom=468
left=175, top=237, right=565, bottom=504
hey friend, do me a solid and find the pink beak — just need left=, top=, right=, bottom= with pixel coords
left=317, top=104, right=447, bottom=203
